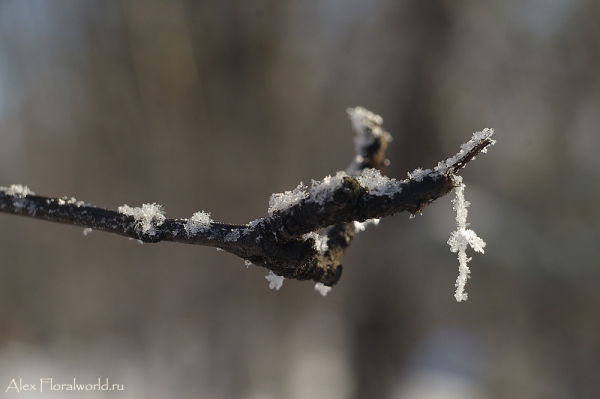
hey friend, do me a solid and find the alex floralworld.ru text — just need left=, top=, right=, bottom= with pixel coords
left=5, top=378, right=124, bottom=393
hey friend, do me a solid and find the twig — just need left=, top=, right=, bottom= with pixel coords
left=0, top=108, right=494, bottom=287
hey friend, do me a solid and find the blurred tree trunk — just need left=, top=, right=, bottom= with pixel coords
left=349, top=2, right=452, bottom=398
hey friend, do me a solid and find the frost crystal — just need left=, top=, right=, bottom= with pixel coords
left=314, top=282, right=332, bottom=297
left=308, top=171, right=348, bottom=205
left=118, top=203, right=166, bottom=237
left=12, top=198, right=29, bottom=210
left=244, top=260, right=252, bottom=267
left=55, top=197, right=87, bottom=206
left=356, top=168, right=398, bottom=196
left=408, top=168, right=432, bottom=182
left=347, top=107, right=393, bottom=149
left=0, top=184, right=35, bottom=197
left=185, top=211, right=213, bottom=236
left=224, top=229, right=240, bottom=242
left=303, top=232, right=329, bottom=253
left=435, top=128, right=495, bottom=175
left=83, top=228, right=93, bottom=236
left=346, top=107, right=393, bottom=175
left=447, top=176, right=486, bottom=302
left=354, top=218, right=380, bottom=233
left=268, top=183, right=308, bottom=216
left=265, top=271, right=284, bottom=290
left=242, top=219, right=262, bottom=236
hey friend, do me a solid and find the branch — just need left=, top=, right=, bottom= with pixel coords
left=0, top=108, right=495, bottom=290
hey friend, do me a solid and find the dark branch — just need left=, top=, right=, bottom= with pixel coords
left=0, top=109, right=495, bottom=288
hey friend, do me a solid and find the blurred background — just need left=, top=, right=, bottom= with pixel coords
left=1, top=1, right=599, bottom=398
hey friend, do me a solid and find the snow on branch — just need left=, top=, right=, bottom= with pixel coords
left=118, top=203, right=166, bottom=237
left=0, top=109, right=495, bottom=299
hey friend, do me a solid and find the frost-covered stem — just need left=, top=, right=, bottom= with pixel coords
left=0, top=111, right=494, bottom=288
left=448, top=175, right=486, bottom=302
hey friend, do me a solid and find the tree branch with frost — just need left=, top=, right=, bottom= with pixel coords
left=0, top=108, right=495, bottom=299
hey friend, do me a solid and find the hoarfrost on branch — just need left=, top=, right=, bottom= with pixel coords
left=447, top=175, right=487, bottom=302
left=356, top=168, right=398, bottom=196
left=186, top=211, right=213, bottom=236
left=354, top=219, right=380, bottom=233
left=0, top=184, right=35, bottom=197
left=268, top=183, right=308, bottom=216
left=224, top=229, right=241, bottom=242
left=434, top=128, right=495, bottom=175
left=308, top=172, right=348, bottom=206
left=303, top=232, right=329, bottom=253
left=314, top=282, right=332, bottom=297
left=118, top=203, right=166, bottom=237
left=0, top=108, right=496, bottom=301
left=265, top=271, right=284, bottom=290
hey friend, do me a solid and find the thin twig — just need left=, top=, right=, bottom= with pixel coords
left=0, top=109, right=495, bottom=286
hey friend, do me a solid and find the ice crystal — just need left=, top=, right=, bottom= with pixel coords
left=118, top=203, right=166, bottom=237
left=314, top=282, right=332, bottom=297
left=265, top=271, right=284, bottom=290
left=353, top=218, right=380, bottom=233
left=408, top=168, right=432, bottom=182
left=308, top=171, right=348, bottom=205
left=0, top=184, right=35, bottom=197
left=268, top=183, right=308, bottom=216
left=435, top=128, right=495, bottom=175
left=356, top=168, right=398, bottom=196
left=447, top=176, right=486, bottom=302
left=347, top=107, right=393, bottom=149
left=185, top=211, right=213, bottom=236
left=224, top=229, right=240, bottom=242
left=303, top=232, right=329, bottom=253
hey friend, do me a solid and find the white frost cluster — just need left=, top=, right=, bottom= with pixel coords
left=314, top=282, right=332, bottom=297
left=264, top=166, right=399, bottom=217
left=303, top=232, right=329, bottom=253
left=347, top=107, right=393, bottom=148
left=265, top=271, right=284, bottom=290
left=408, top=168, right=432, bottom=182
left=268, top=183, right=308, bottom=216
left=435, top=128, right=496, bottom=175
left=356, top=168, right=398, bottom=196
left=186, top=211, right=213, bottom=236
left=354, top=218, right=380, bottom=233
left=118, top=203, right=166, bottom=237
left=308, top=171, right=348, bottom=205
left=346, top=107, right=393, bottom=175
left=83, top=228, right=93, bottom=236
left=447, top=176, right=486, bottom=302
left=0, top=184, right=35, bottom=197
left=56, top=197, right=88, bottom=207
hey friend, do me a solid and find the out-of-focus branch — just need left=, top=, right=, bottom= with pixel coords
left=0, top=108, right=495, bottom=287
